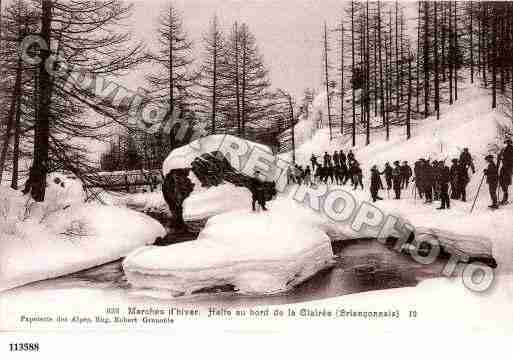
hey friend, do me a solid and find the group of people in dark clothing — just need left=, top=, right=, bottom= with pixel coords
left=311, top=150, right=364, bottom=189
left=283, top=138, right=513, bottom=211
left=370, top=148, right=475, bottom=209
left=287, top=150, right=364, bottom=190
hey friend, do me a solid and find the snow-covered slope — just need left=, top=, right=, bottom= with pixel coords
left=281, top=81, right=510, bottom=273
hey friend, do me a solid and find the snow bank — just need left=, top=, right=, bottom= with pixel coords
left=102, top=181, right=255, bottom=221
left=0, top=184, right=165, bottom=292
left=123, top=209, right=334, bottom=295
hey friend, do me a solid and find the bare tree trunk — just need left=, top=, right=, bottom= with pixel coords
left=234, top=23, right=241, bottom=135
left=11, top=90, right=22, bottom=190
left=470, top=1, right=474, bottom=84
left=288, top=95, right=295, bottom=164
left=416, top=3, right=420, bottom=115
left=423, top=1, right=430, bottom=118
left=407, top=52, right=412, bottom=140
left=365, top=0, right=370, bottom=146
left=211, top=18, right=218, bottom=134
left=449, top=1, right=453, bottom=105
left=454, top=1, right=458, bottom=101
left=378, top=1, right=385, bottom=121
left=31, top=0, right=52, bottom=202
left=434, top=2, right=440, bottom=121
left=492, top=6, right=497, bottom=109
left=351, top=1, right=356, bottom=147
left=441, top=3, right=446, bottom=83
left=340, top=19, right=344, bottom=135
left=395, top=0, right=399, bottom=122
left=241, top=29, right=247, bottom=137
left=0, top=63, right=22, bottom=182
left=387, top=9, right=392, bottom=140
left=324, top=22, right=333, bottom=141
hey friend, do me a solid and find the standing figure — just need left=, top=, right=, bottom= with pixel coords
left=449, top=159, right=460, bottom=199
left=304, top=166, right=312, bottom=186
left=400, top=161, right=412, bottom=189
left=457, top=160, right=470, bottom=202
left=323, top=152, right=332, bottom=167
left=460, top=148, right=476, bottom=174
left=352, top=161, right=364, bottom=190
left=250, top=171, right=268, bottom=211
left=310, top=154, right=319, bottom=172
left=370, top=165, right=384, bottom=202
left=347, top=150, right=355, bottom=164
left=498, top=138, right=513, bottom=204
left=432, top=160, right=441, bottom=201
left=333, top=151, right=340, bottom=168
left=423, top=160, right=434, bottom=203
left=382, top=162, right=393, bottom=190
left=339, top=150, right=347, bottom=167
left=414, top=159, right=424, bottom=199
left=392, top=161, right=403, bottom=199
left=484, top=155, right=499, bottom=209
left=437, top=161, right=451, bottom=210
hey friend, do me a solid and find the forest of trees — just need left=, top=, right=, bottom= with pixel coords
left=1, top=1, right=513, bottom=201
left=322, top=1, right=513, bottom=147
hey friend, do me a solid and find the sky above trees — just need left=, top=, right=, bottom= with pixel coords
left=128, top=0, right=346, bottom=99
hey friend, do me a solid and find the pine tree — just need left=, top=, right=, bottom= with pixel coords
left=197, top=16, right=226, bottom=134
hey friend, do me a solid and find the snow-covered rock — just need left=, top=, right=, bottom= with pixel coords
left=161, top=134, right=278, bottom=227
left=163, top=134, right=272, bottom=176
left=123, top=209, right=334, bottom=295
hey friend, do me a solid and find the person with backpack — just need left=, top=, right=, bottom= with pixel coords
left=460, top=148, right=476, bottom=174
left=250, top=171, right=268, bottom=211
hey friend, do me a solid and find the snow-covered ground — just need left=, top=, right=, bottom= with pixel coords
left=1, top=81, right=512, bottom=334
left=0, top=173, right=165, bottom=292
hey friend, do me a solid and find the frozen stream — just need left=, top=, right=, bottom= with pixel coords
left=6, top=220, right=447, bottom=307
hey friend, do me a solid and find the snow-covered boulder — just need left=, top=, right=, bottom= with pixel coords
left=161, top=135, right=278, bottom=227
left=0, top=185, right=165, bottom=292
left=123, top=209, right=334, bottom=295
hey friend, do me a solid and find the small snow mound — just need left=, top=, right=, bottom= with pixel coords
left=45, top=172, right=85, bottom=209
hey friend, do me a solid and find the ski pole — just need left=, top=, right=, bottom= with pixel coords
left=471, top=173, right=486, bottom=213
